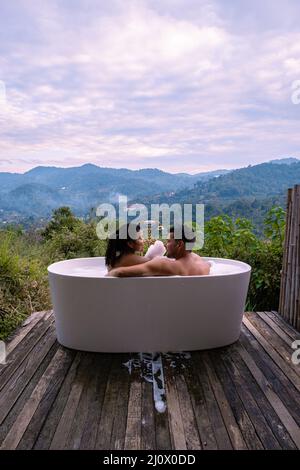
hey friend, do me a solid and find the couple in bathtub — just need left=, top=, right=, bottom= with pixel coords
left=106, top=223, right=210, bottom=277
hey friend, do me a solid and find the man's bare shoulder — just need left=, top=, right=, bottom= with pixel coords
left=190, top=252, right=205, bottom=260
left=146, top=257, right=182, bottom=275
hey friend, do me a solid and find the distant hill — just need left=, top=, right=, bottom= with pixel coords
left=136, top=160, right=300, bottom=204
left=0, top=164, right=231, bottom=222
left=269, top=157, right=299, bottom=165
left=133, top=160, right=300, bottom=235
left=1, top=158, right=299, bottom=232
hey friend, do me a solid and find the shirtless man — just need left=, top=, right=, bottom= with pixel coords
left=108, top=225, right=210, bottom=277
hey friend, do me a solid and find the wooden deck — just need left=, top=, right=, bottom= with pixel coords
left=0, top=310, right=300, bottom=450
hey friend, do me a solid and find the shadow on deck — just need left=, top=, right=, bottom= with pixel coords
left=0, top=310, right=300, bottom=450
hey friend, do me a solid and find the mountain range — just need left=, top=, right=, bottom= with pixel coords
left=0, top=164, right=230, bottom=222
left=0, top=158, right=299, bottom=232
left=135, top=159, right=300, bottom=234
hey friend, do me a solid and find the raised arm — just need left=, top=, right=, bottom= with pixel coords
left=108, top=258, right=180, bottom=277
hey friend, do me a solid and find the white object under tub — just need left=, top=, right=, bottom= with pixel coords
left=47, top=257, right=251, bottom=353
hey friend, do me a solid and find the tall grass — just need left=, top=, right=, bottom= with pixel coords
left=0, top=229, right=51, bottom=340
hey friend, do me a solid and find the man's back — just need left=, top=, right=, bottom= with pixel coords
left=171, top=252, right=210, bottom=276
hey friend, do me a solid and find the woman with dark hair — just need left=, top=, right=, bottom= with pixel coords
left=105, top=223, right=148, bottom=271
left=105, top=222, right=167, bottom=272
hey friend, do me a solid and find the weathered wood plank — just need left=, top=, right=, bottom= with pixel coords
left=141, top=381, right=156, bottom=450
left=34, top=352, right=82, bottom=449
left=17, top=346, right=75, bottom=450
left=64, top=354, right=103, bottom=450
left=0, top=323, right=57, bottom=426
left=236, top=343, right=300, bottom=449
left=124, top=375, right=142, bottom=450
left=245, top=312, right=300, bottom=377
left=233, top=343, right=296, bottom=449
left=164, top=360, right=187, bottom=450
left=193, top=352, right=232, bottom=450
left=209, top=349, right=263, bottom=450
left=79, top=354, right=113, bottom=450
left=5, top=311, right=50, bottom=356
left=154, top=389, right=172, bottom=451
left=240, top=324, right=300, bottom=426
left=110, top=354, right=131, bottom=450
left=96, top=355, right=129, bottom=450
left=222, top=347, right=281, bottom=449
left=182, top=355, right=218, bottom=449
left=243, top=317, right=300, bottom=392
left=50, top=353, right=95, bottom=450
left=150, top=355, right=171, bottom=451
left=1, top=347, right=74, bottom=449
left=256, top=312, right=296, bottom=346
left=266, top=311, right=300, bottom=341
left=0, top=311, right=54, bottom=390
left=175, top=373, right=201, bottom=450
left=0, top=341, right=59, bottom=447
left=201, top=351, right=247, bottom=450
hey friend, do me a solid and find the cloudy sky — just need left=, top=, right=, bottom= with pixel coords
left=0, top=0, right=300, bottom=174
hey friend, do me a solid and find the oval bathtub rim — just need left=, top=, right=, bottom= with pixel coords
left=47, top=256, right=252, bottom=279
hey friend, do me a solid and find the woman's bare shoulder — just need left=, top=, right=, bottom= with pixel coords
left=115, top=253, right=149, bottom=268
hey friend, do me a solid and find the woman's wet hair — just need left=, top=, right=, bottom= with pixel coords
left=105, top=223, right=141, bottom=268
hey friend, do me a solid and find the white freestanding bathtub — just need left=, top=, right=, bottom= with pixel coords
left=48, top=257, right=251, bottom=352
left=47, top=257, right=251, bottom=353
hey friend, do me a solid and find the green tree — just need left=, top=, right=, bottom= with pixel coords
left=263, top=206, right=286, bottom=245
left=42, top=207, right=80, bottom=240
left=199, top=206, right=285, bottom=310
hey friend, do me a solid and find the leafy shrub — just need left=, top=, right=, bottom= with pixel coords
left=199, top=206, right=285, bottom=310
left=0, top=229, right=51, bottom=340
left=45, top=223, right=107, bottom=261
